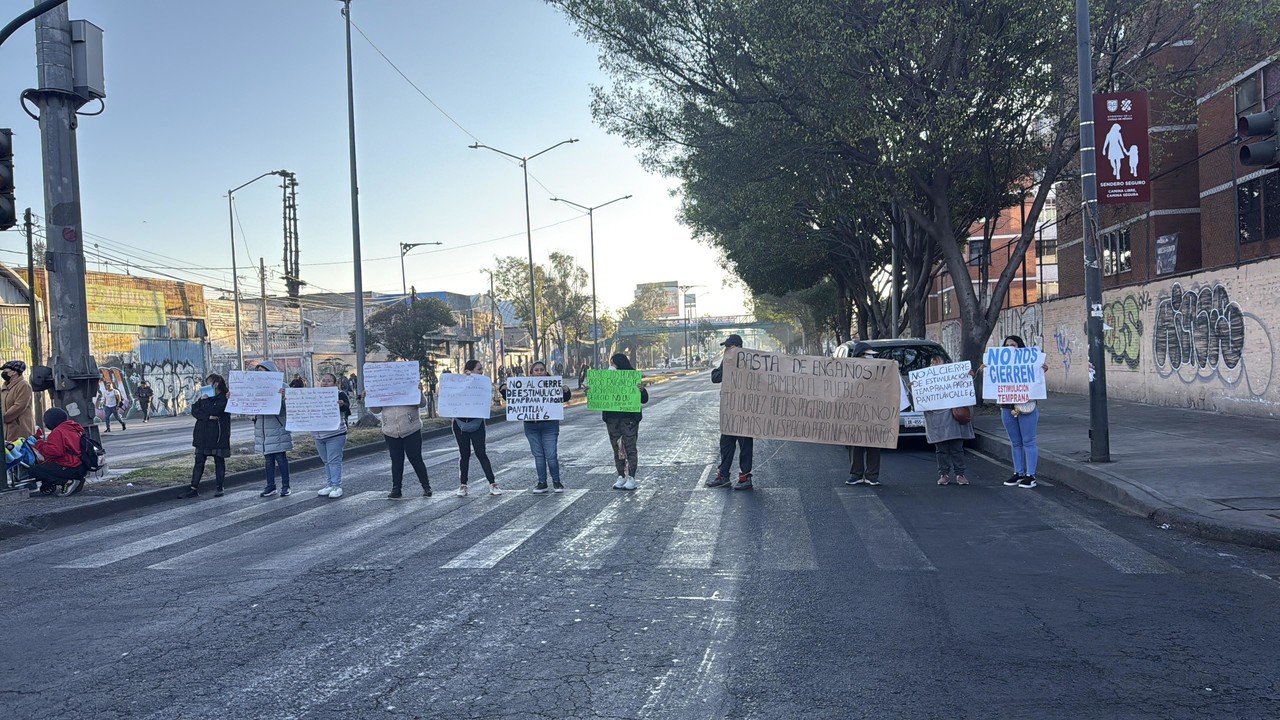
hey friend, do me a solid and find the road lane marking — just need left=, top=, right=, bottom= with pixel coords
left=442, top=489, right=589, bottom=568
left=660, top=489, right=728, bottom=568
left=1008, top=490, right=1177, bottom=574
left=837, top=489, right=936, bottom=571
left=347, top=490, right=526, bottom=570
left=556, top=490, right=656, bottom=569
left=760, top=488, right=818, bottom=570
left=248, top=497, right=451, bottom=571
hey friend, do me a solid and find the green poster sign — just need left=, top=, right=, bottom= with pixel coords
left=586, top=369, right=643, bottom=412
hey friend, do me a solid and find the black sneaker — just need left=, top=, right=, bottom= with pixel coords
left=532, top=481, right=550, bottom=494
left=706, top=473, right=732, bottom=489
left=214, top=487, right=224, bottom=497
left=177, top=486, right=199, bottom=499
left=1003, top=474, right=1022, bottom=486
left=733, top=474, right=753, bottom=491
left=260, top=488, right=277, bottom=498
left=864, top=478, right=882, bottom=486
left=1017, top=476, right=1038, bottom=489
left=845, top=476, right=864, bottom=486
left=280, top=487, right=291, bottom=497
left=552, top=481, right=565, bottom=494
left=422, top=485, right=433, bottom=497
left=387, top=489, right=403, bottom=499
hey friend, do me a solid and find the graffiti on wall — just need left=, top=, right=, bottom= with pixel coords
left=993, top=304, right=1042, bottom=350
left=1152, top=282, right=1273, bottom=396
left=139, top=340, right=206, bottom=417
left=1102, top=293, right=1148, bottom=370
left=1053, top=325, right=1078, bottom=380
left=316, top=356, right=353, bottom=381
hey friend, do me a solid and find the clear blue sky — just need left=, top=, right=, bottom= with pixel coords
left=0, top=0, right=747, bottom=317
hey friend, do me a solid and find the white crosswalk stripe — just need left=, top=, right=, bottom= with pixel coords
left=442, top=489, right=589, bottom=568
left=837, top=489, right=936, bottom=571
left=661, top=489, right=728, bottom=568
left=346, top=490, right=526, bottom=570
left=248, top=496, right=446, bottom=571
left=1007, top=490, right=1177, bottom=574
left=759, top=488, right=818, bottom=571
left=556, top=490, right=657, bottom=569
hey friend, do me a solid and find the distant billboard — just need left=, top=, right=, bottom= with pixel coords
left=636, top=281, right=680, bottom=318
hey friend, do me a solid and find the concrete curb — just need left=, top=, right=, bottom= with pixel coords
left=971, top=428, right=1280, bottom=552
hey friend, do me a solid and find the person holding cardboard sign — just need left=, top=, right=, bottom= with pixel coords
left=369, top=385, right=432, bottom=499
left=585, top=353, right=649, bottom=491
left=452, top=360, right=502, bottom=498
left=502, top=361, right=573, bottom=494
left=252, top=361, right=293, bottom=498
left=920, top=355, right=975, bottom=486
left=706, top=334, right=754, bottom=491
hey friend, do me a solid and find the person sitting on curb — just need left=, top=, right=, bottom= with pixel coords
left=706, top=334, right=754, bottom=491
left=28, top=408, right=88, bottom=496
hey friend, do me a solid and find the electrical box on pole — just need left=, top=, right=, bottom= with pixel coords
left=69, top=19, right=105, bottom=101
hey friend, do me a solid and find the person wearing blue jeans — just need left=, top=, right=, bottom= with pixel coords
left=992, top=335, right=1041, bottom=489
left=504, top=361, right=572, bottom=494
left=314, top=372, right=349, bottom=499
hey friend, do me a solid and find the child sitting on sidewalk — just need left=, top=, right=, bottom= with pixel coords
left=922, top=356, right=975, bottom=485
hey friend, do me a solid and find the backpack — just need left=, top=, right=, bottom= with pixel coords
left=79, top=432, right=106, bottom=473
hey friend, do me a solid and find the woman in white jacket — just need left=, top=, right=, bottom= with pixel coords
left=370, top=391, right=432, bottom=499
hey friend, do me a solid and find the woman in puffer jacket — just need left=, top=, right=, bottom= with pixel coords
left=252, top=361, right=292, bottom=497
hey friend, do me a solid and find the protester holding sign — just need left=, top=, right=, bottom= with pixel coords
left=919, top=356, right=975, bottom=486
left=450, top=360, right=502, bottom=498
left=981, top=335, right=1042, bottom=489
left=313, top=373, right=350, bottom=499
left=585, top=353, right=649, bottom=491
left=251, top=361, right=293, bottom=498
left=177, top=373, right=230, bottom=499
left=503, top=361, right=572, bottom=494
left=706, top=334, right=754, bottom=491
left=842, top=343, right=887, bottom=487
left=369, top=384, right=432, bottom=499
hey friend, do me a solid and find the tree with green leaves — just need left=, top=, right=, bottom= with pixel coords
left=491, top=252, right=591, bottom=364
left=353, top=297, right=457, bottom=376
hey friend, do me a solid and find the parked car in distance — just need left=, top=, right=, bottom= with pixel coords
left=833, top=338, right=953, bottom=443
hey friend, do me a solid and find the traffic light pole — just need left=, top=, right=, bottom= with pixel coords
left=31, top=3, right=100, bottom=435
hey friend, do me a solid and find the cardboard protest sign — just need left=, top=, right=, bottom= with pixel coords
left=585, top=369, right=643, bottom=412
left=982, top=347, right=1047, bottom=404
left=285, top=387, right=341, bottom=432
left=363, top=361, right=421, bottom=407
left=719, top=348, right=901, bottom=449
left=505, top=376, right=565, bottom=421
left=439, top=373, right=493, bottom=418
left=225, top=370, right=283, bottom=415
left=909, top=361, right=975, bottom=411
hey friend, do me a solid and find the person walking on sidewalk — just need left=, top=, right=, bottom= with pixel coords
left=315, top=372, right=350, bottom=499
left=504, top=360, right=572, bottom=494
left=452, top=359, right=502, bottom=498
left=252, top=361, right=292, bottom=497
left=844, top=343, right=883, bottom=486
left=706, top=334, right=754, bottom=491
left=178, top=374, right=230, bottom=499
left=135, top=380, right=154, bottom=423
left=370, top=384, right=433, bottom=499
left=921, top=356, right=975, bottom=486
left=98, top=382, right=127, bottom=432
left=587, top=352, right=649, bottom=491
left=989, top=335, right=1041, bottom=489
left=1, top=360, right=35, bottom=444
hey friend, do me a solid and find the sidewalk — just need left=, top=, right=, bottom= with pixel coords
left=971, top=392, right=1280, bottom=551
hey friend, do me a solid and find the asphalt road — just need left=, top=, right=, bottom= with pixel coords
left=3, top=373, right=1280, bottom=718
left=89, top=414, right=256, bottom=467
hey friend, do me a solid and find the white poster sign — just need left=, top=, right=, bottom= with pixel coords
left=439, top=373, right=493, bottom=419
left=505, top=376, right=565, bottom=421
left=909, top=361, right=976, bottom=411
left=363, top=361, right=422, bottom=407
left=225, top=370, right=283, bottom=415
left=982, top=347, right=1047, bottom=404
left=284, top=387, right=341, bottom=432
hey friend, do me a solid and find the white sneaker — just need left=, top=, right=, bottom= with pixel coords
left=623, top=477, right=637, bottom=491
left=329, top=487, right=344, bottom=499
left=489, top=484, right=503, bottom=496
left=318, top=486, right=334, bottom=497
left=456, top=485, right=468, bottom=497
left=612, top=477, right=627, bottom=490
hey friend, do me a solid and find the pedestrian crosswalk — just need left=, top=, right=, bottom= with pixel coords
left=0, top=461, right=1182, bottom=579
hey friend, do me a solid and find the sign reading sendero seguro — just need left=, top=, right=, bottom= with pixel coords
left=719, top=348, right=901, bottom=449
left=505, top=376, right=565, bottom=421
left=982, top=347, right=1047, bottom=404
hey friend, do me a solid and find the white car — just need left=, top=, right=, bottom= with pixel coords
left=833, top=338, right=954, bottom=444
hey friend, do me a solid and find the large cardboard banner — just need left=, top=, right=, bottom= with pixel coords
left=363, top=361, right=421, bottom=407
left=225, top=370, right=283, bottom=415
left=719, top=348, right=901, bottom=449
left=285, top=387, right=341, bottom=432
left=982, top=347, right=1047, bottom=404
left=908, top=361, right=975, bottom=411
left=439, top=373, right=493, bottom=419
left=505, top=376, right=565, bottom=421
left=585, top=369, right=643, bottom=412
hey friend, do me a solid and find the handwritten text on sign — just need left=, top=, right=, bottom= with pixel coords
left=908, top=361, right=975, bottom=411
left=719, top=348, right=901, bottom=449
left=585, top=369, right=642, bottom=412
left=439, top=373, right=493, bottom=419
left=285, top=387, right=341, bottom=432
left=225, top=370, right=283, bottom=415
left=982, top=347, right=1047, bottom=404
left=506, top=376, right=565, bottom=421
left=363, top=361, right=421, bottom=407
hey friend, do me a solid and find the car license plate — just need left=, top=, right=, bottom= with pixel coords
left=902, top=416, right=925, bottom=428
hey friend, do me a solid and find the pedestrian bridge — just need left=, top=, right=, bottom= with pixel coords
left=613, top=314, right=784, bottom=337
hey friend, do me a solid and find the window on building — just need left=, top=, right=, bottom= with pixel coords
left=940, top=288, right=952, bottom=317
left=1101, top=228, right=1132, bottom=276
left=1236, top=75, right=1261, bottom=115
left=1238, top=171, right=1280, bottom=244
left=968, top=239, right=988, bottom=266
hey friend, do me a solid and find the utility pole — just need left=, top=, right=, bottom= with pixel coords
left=281, top=171, right=302, bottom=304
left=260, top=257, right=270, bottom=360
left=24, top=207, right=45, bottom=419
left=1075, top=0, right=1111, bottom=462
left=340, top=0, right=369, bottom=416
left=30, top=4, right=102, bottom=435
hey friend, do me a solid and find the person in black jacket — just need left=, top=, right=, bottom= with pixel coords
left=178, top=373, right=231, bottom=499
left=707, top=334, right=754, bottom=490
left=587, top=352, right=649, bottom=491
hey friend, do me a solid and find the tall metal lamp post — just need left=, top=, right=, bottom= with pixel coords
left=550, top=194, right=631, bottom=370
left=228, top=170, right=289, bottom=371
left=399, top=241, right=443, bottom=297
left=469, top=139, right=578, bottom=360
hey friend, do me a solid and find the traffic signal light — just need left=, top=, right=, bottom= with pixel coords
left=0, top=129, right=14, bottom=231
left=1239, top=106, right=1280, bottom=166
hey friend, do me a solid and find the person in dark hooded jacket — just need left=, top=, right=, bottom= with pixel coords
left=178, top=373, right=230, bottom=499
left=29, top=407, right=87, bottom=495
left=252, top=360, right=292, bottom=497
left=585, top=352, right=649, bottom=491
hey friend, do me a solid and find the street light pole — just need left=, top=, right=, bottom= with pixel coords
left=550, top=194, right=631, bottom=370
left=228, top=169, right=288, bottom=371
left=470, top=139, right=579, bottom=361
left=339, top=0, right=369, bottom=414
left=399, top=241, right=443, bottom=297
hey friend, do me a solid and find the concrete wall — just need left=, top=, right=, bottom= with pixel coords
left=927, top=256, right=1280, bottom=418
